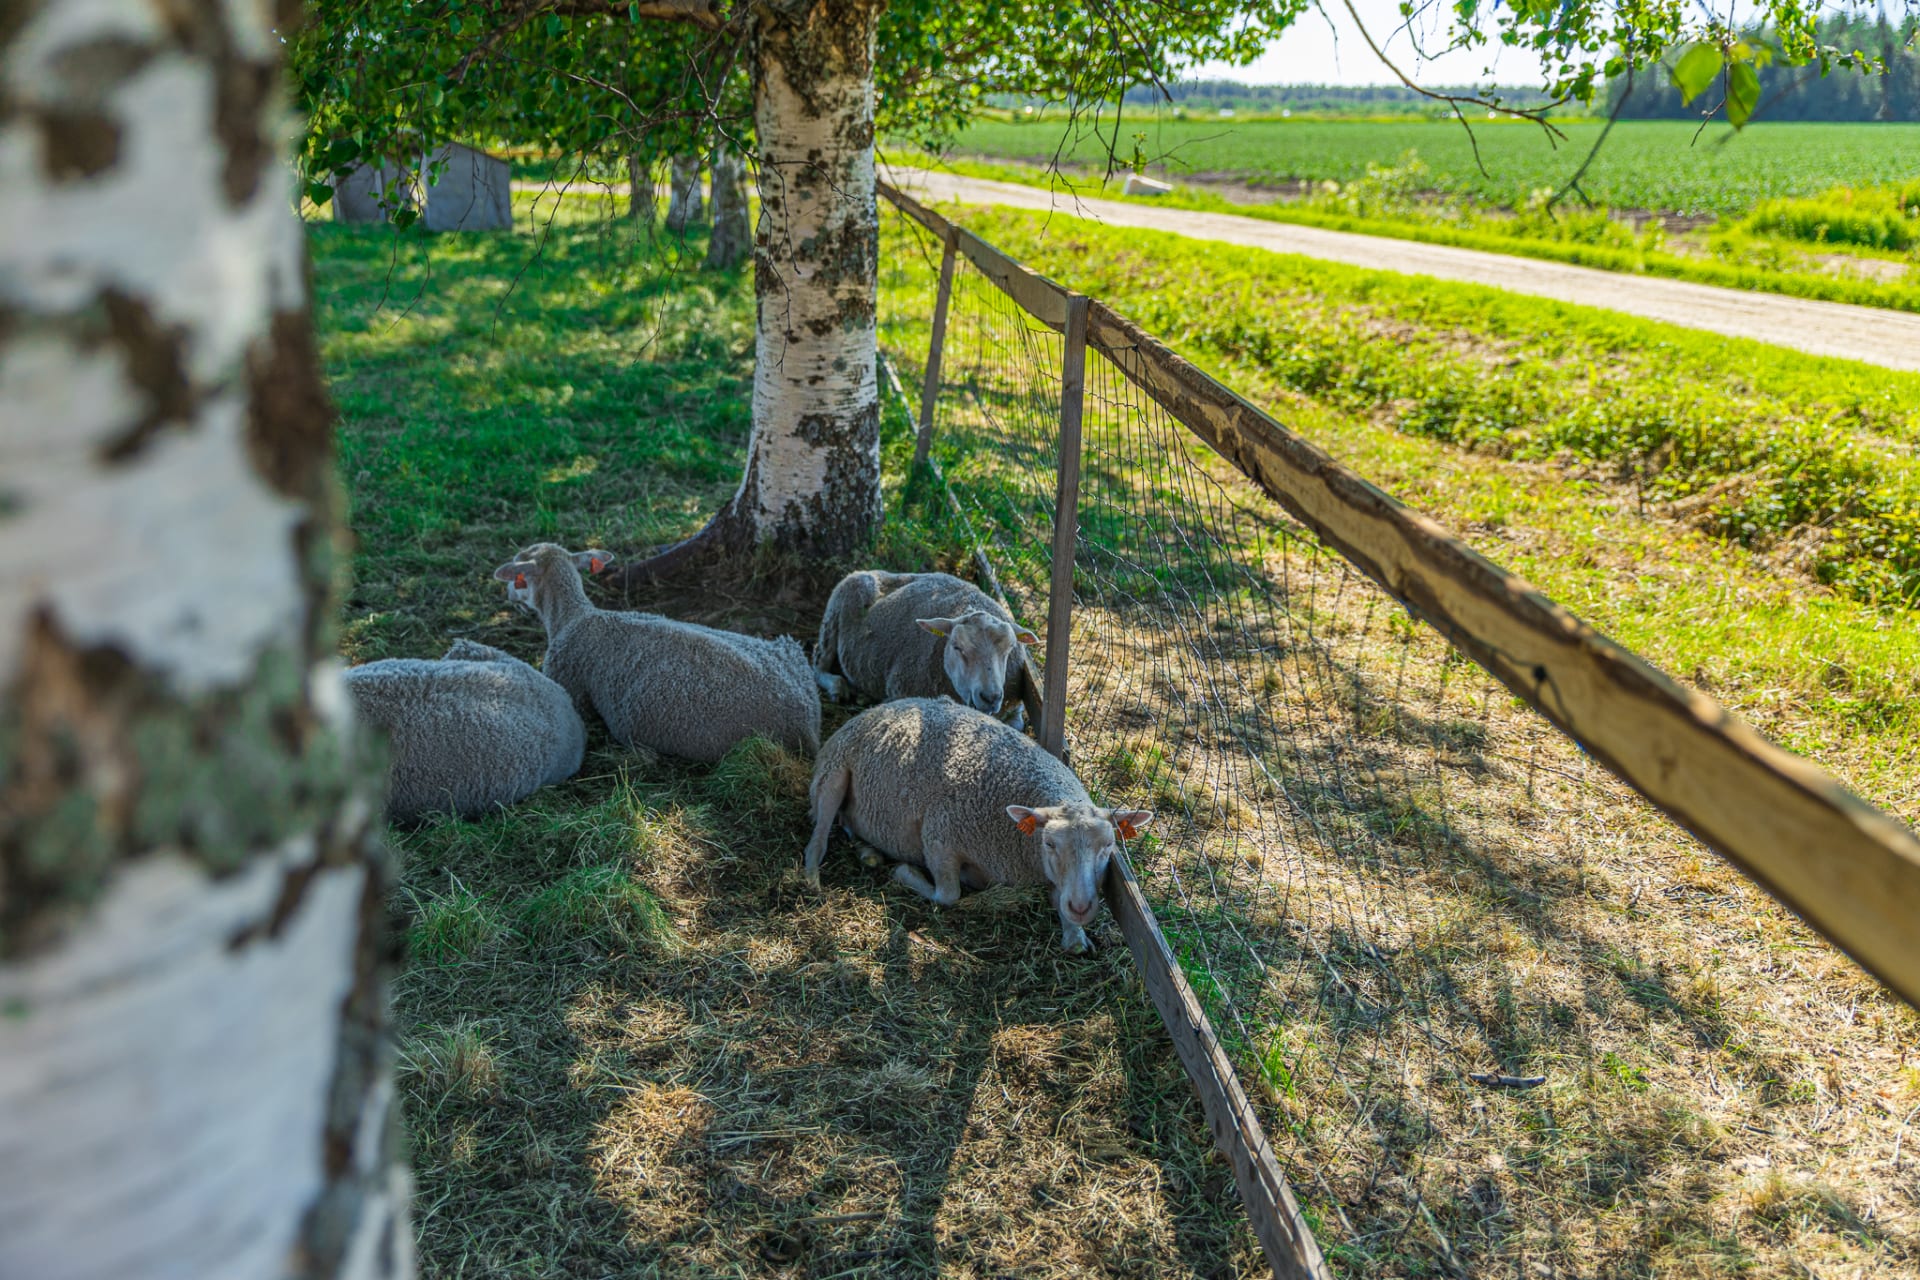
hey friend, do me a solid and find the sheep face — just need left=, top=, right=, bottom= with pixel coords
left=918, top=610, right=1039, bottom=715
left=493, top=543, right=614, bottom=609
left=1006, top=802, right=1154, bottom=951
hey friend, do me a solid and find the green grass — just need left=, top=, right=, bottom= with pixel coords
left=948, top=116, right=1920, bottom=215
left=315, top=195, right=1267, bottom=1278
left=886, top=150, right=1920, bottom=314
left=903, top=204, right=1920, bottom=611
left=1747, top=180, right=1920, bottom=250
left=516, top=863, right=672, bottom=951
left=405, top=883, right=503, bottom=964
left=311, top=188, right=1920, bottom=1279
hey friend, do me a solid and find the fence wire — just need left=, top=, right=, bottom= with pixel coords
left=875, top=207, right=1920, bottom=1280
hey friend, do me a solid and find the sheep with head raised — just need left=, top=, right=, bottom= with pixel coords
left=803, top=697, right=1151, bottom=953
left=494, top=542, right=820, bottom=761
left=812, top=570, right=1037, bottom=720
left=342, top=638, right=586, bottom=824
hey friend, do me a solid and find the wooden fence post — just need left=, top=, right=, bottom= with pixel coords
left=916, top=225, right=960, bottom=468
left=1040, top=293, right=1090, bottom=760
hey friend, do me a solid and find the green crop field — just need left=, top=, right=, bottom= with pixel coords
left=950, top=117, right=1920, bottom=215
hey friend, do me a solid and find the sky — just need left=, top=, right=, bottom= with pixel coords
left=1183, top=0, right=1551, bottom=88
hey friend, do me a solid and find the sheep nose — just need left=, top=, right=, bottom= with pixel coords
left=1067, top=898, right=1094, bottom=920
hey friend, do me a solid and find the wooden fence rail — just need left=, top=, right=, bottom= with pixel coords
left=877, top=177, right=1920, bottom=1014
left=877, top=178, right=1920, bottom=1280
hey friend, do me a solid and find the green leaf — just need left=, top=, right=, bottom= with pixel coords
left=305, top=181, right=334, bottom=207
left=627, top=0, right=639, bottom=18
left=1671, top=43, right=1723, bottom=104
left=1726, top=61, right=1760, bottom=128
left=545, top=13, right=563, bottom=36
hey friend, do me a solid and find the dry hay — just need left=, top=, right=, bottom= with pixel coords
left=923, top=309, right=1920, bottom=1278
left=388, top=563, right=1264, bottom=1280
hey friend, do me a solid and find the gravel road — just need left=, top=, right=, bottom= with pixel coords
left=887, top=168, right=1920, bottom=374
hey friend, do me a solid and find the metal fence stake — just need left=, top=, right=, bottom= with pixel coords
left=915, top=225, right=959, bottom=468
left=1040, top=293, right=1090, bottom=760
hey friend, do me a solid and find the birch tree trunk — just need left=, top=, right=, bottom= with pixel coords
left=0, top=3, right=407, bottom=1278
left=704, top=144, right=750, bottom=271
left=664, top=152, right=704, bottom=230
left=627, top=151, right=658, bottom=224
left=620, top=0, right=882, bottom=578
left=734, top=0, right=881, bottom=555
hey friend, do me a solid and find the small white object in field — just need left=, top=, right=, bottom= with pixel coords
left=1122, top=173, right=1173, bottom=197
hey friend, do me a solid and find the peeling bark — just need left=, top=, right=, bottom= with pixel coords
left=619, top=0, right=882, bottom=580
left=737, top=0, right=882, bottom=557
left=0, top=0, right=406, bottom=1275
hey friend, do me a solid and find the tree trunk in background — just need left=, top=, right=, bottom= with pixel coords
left=627, top=152, right=658, bottom=224
left=619, top=0, right=882, bottom=581
left=735, top=0, right=882, bottom=554
left=705, top=145, right=751, bottom=271
left=664, top=152, right=704, bottom=231
left=0, top=3, right=407, bottom=1278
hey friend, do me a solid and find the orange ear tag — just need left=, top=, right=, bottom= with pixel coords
left=1117, top=819, right=1139, bottom=841
left=589, top=557, right=605, bottom=574
left=513, top=573, right=527, bottom=589
left=1016, top=814, right=1039, bottom=836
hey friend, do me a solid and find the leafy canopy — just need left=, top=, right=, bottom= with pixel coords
left=290, top=0, right=1899, bottom=201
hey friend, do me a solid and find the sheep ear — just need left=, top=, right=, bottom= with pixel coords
left=1013, top=627, right=1039, bottom=646
left=917, top=617, right=956, bottom=638
left=493, top=560, right=531, bottom=583
left=1107, top=809, right=1155, bottom=841
left=1005, top=805, right=1042, bottom=837
left=573, top=549, right=615, bottom=575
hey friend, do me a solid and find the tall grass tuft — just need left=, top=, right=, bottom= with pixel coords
left=405, top=883, right=503, bottom=965
left=517, top=864, right=674, bottom=951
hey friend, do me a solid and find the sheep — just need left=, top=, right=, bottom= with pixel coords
left=812, top=570, right=1038, bottom=721
left=803, top=697, right=1152, bottom=952
left=493, top=542, right=821, bottom=761
left=342, top=638, right=586, bottom=824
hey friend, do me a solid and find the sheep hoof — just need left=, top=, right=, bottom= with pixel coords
left=815, top=672, right=851, bottom=703
left=1062, top=925, right=1094, bottom=955
left=855, top=841, right=884, bottom=869
left=802, top=869, right=823, bottom=892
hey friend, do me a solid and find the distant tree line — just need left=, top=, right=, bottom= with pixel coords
left=1609, top=15, right=1920, bottom=121
left=986, top=80, right=1559, bottom=115
left=1119, top=79, right=1558, bottom=113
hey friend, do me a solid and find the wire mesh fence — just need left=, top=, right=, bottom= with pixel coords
left=878, top=196, right=1920, bottom=1279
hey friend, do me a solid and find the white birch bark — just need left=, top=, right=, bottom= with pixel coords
left=0, top=1, right=405, bottom=1277
left=627, top=151, right=658, bottom=224
left=704, top=143, right=750, bottom=271
left=664, top=151, right=704, bottom=230
left=734, top=0, right=882, bottom=555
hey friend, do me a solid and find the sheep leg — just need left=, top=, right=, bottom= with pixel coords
left=892, top=840, right=963, bottom=907
left=803, top=765, right=850, bottom=891
left=815, top=670, right=852, bottom=702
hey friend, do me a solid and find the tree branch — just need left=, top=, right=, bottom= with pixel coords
left=1334, top=0, right=1570, bottom=160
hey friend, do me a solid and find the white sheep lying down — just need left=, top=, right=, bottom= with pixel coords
left=343, top=639, right=586, bottom=824
left=804, top=697, right=1152, bottom=952
left=812, top=570, right=1037, bottom=719
left=495, top=542, right=821, bottom=761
